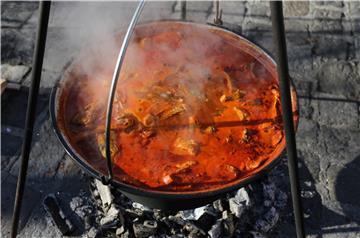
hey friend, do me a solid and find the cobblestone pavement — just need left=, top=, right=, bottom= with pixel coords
left=1, top=1, right=360, bottom=237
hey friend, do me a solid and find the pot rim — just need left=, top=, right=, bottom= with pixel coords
left=49, top=20, right=298, bottom=199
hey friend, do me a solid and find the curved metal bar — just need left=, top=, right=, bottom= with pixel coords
left=104, top=0, right=145, bottom=182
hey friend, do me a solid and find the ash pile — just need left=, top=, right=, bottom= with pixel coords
left=44, top=162, right=289, bottom=238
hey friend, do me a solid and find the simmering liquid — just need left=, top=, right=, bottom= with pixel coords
left=58, top=22, right=296, bottom=192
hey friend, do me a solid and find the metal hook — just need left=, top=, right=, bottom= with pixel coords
left=181, top=0, right=187, bottom=20
left=214, top=0, right=223, bottom=25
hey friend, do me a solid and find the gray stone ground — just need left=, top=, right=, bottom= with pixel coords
left=1, top=1, right=360, bottom=237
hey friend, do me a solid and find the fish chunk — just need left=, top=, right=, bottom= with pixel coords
left=221, top=164, right=240, bottom=181
left=175, top=160, right=197, bottom=172
left=159, top=103, right=186, bottom=120
left=233, top=107, right=249, bottom=121
left=220, top=94, right=233, bottom=103
left=204, top=126, right=217, bottom=134
left=232, top=89, right=245, bottom=101
left=115, top=113, right=138, bottom=133
left=71, top=103, right=98, bottom=127
left=97, top=131, right=119, bottom=159
left=143, top=114, right=158, bottom=127
left=162, top=160, right=198, bottom=185
left=172, top=137, right=200, bottom=156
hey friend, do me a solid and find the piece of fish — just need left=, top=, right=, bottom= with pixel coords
left=159, top=103, right=186, bottom=120
left=97, top=131, right=119, bottom=159
left=172, top=137, right=200, bottom=156
left=162, top=160, right=198, bottom=185
left=115, top=113, right=138, bottom=133
left=233, top=107, right=249, bottom=121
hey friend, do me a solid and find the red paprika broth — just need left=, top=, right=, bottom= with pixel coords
left=57, top=22, right=297, bottom=192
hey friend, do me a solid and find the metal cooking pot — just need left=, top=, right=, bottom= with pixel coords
left=50, top=21, right=298, bottom=210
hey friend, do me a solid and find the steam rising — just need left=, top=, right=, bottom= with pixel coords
left=52, top=2, right=183, bottom=76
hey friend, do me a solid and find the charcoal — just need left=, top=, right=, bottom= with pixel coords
left=274, top=190, right=287, bottom=209
left=153, top=209, right=167, bottom=221
left=100, top=204, right=122, bottom=226
left=132, top=202, right=152, bottom=212
left=118, top=230, right=132, bottom=238
left=66, top=165, right=286, bottom=237
left=254, top=207, right=279, bottom=233
left=222, top=211, right=235, bottom=237
left=116, top=226, right=125, bottom=236
left=125, top=208, right=144, bottom=218
left=167, top=215, right=186, bottom=226
left=94, top=179, right=113, bottom=209
left=212, top=199, right=226, bottom=212
left=234, top=188, right=250, bottom=206
left=180, top=209, right=196, bottom=220
left=208, top=219, right=223, bottom=238
left=144, top=220, right=158, bottom=230
left=133, top=220, right=158, bottom=238
left=263, top=207, right=279, bottom=230
left=264, top=200, right=272, bottom=207
left=188, top=228, right=207, bottom=238
left=195, top=211, right=217, bottom=232
left=193, top=206, right=207, bottom=220
left=183, top=222, right=207, bottom=236
left=301, top=190, right=316, bottom=198
left=249, top=231, right=267, bottom=238
left=228, top=197, right=245, bottom=218
left=43, top=194, right=75, bottom=236
left=95, top=227, right=117, bottom=238
left=263, top=183, right=276, bottom=201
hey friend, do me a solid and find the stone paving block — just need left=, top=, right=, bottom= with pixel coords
left=1, top=133, right=22, bottom=163
left=355, top=37, right=360, bottom=60
left=316, top=60, right=360, bottom=100
left=1, top=1, right=38, bottom=28
left=1, top=89, right=48, bottom=128
left=1, top=173, right=42, bottom=237
left=1, top=28, right=35, bottom=65
left=316, top=125, right=360, bottom=169
left=17, top=203, right=62, bottom=238
left=241, top=18, right=273, bottom=54
left=348, top=1, right=360, bottom=20
left=41, top=27, right=80, bottom=74
left=23, top=69, right=62, bottom=92
left=218, top=1, right=245, bottom=16
left=140, top=1, right=177, bottom=22
left=309, top=19, right=343, bottom=33
left=246, top=1, right=270, bottom=19
left=284, top=19, right=310, bottom=34
left=313, top=1, right=344, bottom=8
left=54, top=155, right=83, bottom=181
left=287, top=40, right=312, bottom=61
left=311, top=95, right=358, bottom=130
left=10, top=119, right=66, bottom=184
left=283, top=1, right=310, bottom=17
left=1, top=64, right=30, bottom=83
left=173, top=0, right=213, bottom=23
left=311, top=35, right=351, bottom=60
left=313, top=9, right=344, bottom=20
left=1, top=171, right=12, bottom=185
left=296, top=118, right=318, bottom=150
